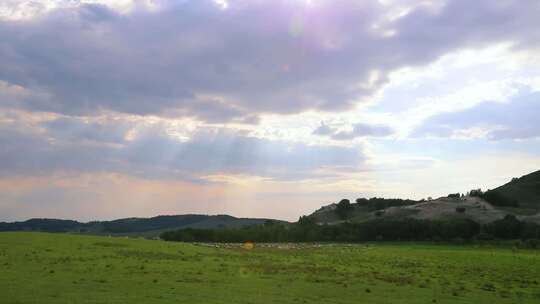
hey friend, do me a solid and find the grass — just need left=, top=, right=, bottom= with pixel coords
left=1, top=232, right=540, bottom=303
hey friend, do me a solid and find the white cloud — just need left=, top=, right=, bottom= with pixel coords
left=413, top=89, right=540, bottom=140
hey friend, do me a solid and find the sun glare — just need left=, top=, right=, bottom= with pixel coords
left=214, top=0, right=229, bottom=10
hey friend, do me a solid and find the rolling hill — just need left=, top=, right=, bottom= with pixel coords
left=0, top=214, right=281, bottom=237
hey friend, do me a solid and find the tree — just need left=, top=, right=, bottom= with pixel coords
left=483, top=190, right=519, bottom=207
left=356, top=198, right=368, bottom=204
left=264, top=219, right=276, bottom=227
left=485, top=215, right=523, bottom=239
left=335, top=199, right=354, bottom=219
left=297, top=215, right=316, bottom=226
left=469, top=189, right=483, bottom=197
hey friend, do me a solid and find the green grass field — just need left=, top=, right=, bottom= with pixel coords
left=1, top=232, right=539, bottom=303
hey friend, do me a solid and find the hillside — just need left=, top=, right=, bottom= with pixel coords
left=0, top=214, right=279, bottom=237
left=310, top=170, right=540, bottom=225
left=310, top=196, right=512, bottom=225
left=310, top=198, right=419, bottom=224
left=491, top=170, right=540, bottom=211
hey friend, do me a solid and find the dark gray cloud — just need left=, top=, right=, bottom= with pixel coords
left=0, top=118, right=365, bottom=181
left=1, top=0, right=538, bottom=122
left=125, top=127, right=364, bottom=180
left=0, top=125, right=119, bottom=177
left=413, top=89, right=540, bottom=140
left=42, top=117, right=133, bottom=144
left=313, top=122, right=393, bottom=140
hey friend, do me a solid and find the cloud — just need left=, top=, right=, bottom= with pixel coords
left=41, top=116, right=133, bottom=144
left=313, top=122, right=393, bottom=140
left=0, top=0, right=539, bottom=122
left=312, top=123, right=334, bottom=136
left=0, top=117, right=365, bottom=181
left=0, top=126, right=115, bottom=177
left=1, top=0, right=540, bottom=221
left=413, top=89, right=540, bottom=140
left=127, top=127, right=365, bottom=180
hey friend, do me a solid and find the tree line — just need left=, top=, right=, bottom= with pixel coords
left=334, top=198, right=418, bottom=219
left=160, top=215, right=540, bottom=244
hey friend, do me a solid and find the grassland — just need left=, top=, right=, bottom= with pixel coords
left=1, top=232, right=540, bottom=303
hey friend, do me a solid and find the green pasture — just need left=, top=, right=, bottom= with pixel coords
left=1, top=232, right=539, bottom=303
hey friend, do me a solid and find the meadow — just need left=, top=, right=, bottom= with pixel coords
left=1, top=232, right=539, bottom=303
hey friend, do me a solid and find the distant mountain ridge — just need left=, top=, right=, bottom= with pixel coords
left=0, top=214, right=282, bottom=237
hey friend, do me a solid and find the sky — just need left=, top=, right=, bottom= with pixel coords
left=1, top=0, right=540, bottom=222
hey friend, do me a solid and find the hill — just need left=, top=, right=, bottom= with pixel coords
left=0, top=214, right=280, bottom=237
left=490, top=170, right=540, bottom=211
left=310, top=197, right=419, bottom=224
left=312, top=196, right=540, bottom=225
left=309, top=170, right=540, bottom=225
